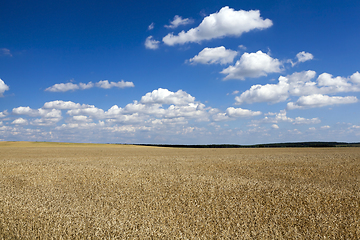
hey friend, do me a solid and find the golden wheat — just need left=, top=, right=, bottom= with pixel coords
left=0, top=142, right=359, bottom=239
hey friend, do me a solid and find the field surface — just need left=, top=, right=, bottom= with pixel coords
left=0, top=141, right=359, bottom=239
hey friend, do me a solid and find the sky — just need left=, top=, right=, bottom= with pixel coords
left=1, top=0, right=360, bottom=144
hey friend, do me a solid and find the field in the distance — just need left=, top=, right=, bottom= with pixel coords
left=1, top=141, right=359, bottom=239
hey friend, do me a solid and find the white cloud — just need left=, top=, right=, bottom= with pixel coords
left=148, top=22, right=155, bottom=30
left=0, top=110, right=8, bottom=118
left=296, top=51, right=314, bottom=63
left=140, top=88, right=195, bottom=105
left=212, top=113, right=229, bottom=122
left=188, top=46, right=238, bottom=65
left=317, top=73, right=350, bottom=87
left=79, top=82, right=94, bottom=89
left=45, top=80, right=134, bottom=92
left=163, top=7, right=272, bottom=45
left=96, top=80, right=134, bottom=89
left=234, top=70, right=360, bottom=106
left=287, top=70, right=318, bottom=96
left=44, top=88, right=222, bottom=128
left=257, top=110, right=293, bottom=124
left=271, top=124, right=279, bottom=129
left=122, top=102, right=164, bottom=116
left=165, top=15, right=193, bottom=29
left=288, top=129, right=302, bottom=135
left=67, top=106, right=105, bottom=118
left=321, top=125, right=331, bottom=129
left=12, top=118, right=28, bottom=125
left=31, top=118, right=61, bottom=126
left=12, top=106, right=62, bottom=126
left=12, top=106, right=61, bottom=118
left=56, top=122, right=99, bottom=130
left=212, top=107, right=261, bottom=121
left=235, top=76, right=289, bottom=104
left=254, top=110, right=320, bottom=125
left=221, top=51, right=283, bottom=80
left=226, top=107, right=262, bottom=118
left=293, top=117, right=321, bottom=125
left=145, top=36, right=160, bottom=49
left=234, top=70, right=317, bottom=104
left=163, top=103, right=210, bottom=122
left=287, top=94, right=358, bottom=109
left=43, top=100, right=93, bottom=110
left=0, top=79, right=10, bottom=97
left=72, top=115, right=92, bottom=122
left=0, top=48, right=12, bottom=57
left=321, top=73, right=360, bottom=94
left=45, top=83, right=79, bottom=92
left=350, top=72, right=360, bottom=84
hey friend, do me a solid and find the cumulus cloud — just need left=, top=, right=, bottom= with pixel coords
left=0, top=110, right=8, bottom=118
left=212, top=113, right=229, bottom=122
left=221, top=51, right=283, bottom=80
left=67, top=106, right=105, bottom=118
left=96, top=80, right=135, bottom=89
left=12, top=107, right=62, bottom=126
left=287, top=94, right=358, bottom=109
left=212, top=107, right=261, bottom=121
left=258, top=110, right=293, bottom=124
left=226, top=107, right=262, bottom=118
left=140, top=88, right=195, bottom=105
left=56, top=122, right=99, bottom=130
left=72, top=115, right=93, bottom=122
left=12, top=118, right=28, bottom=125
left=286, top=70, right=318, bottom=96
left=235, top=70, right=360, bottom=106
left=45, top=83, right=79, bottom=92
left=145, top=36, right=160, bottom=49
left=271, top=124, right=279, bottom=129
left=43, top=100, right=93, bottom=110
left=12, top=106, right=61, bottom=118
left=45, top=80, right=134, bottom=92
left=42, top=88, right=229, bottom=129
left=235, top=76, right=289, bottom=104
left=188, top=46, right=238, bottom=65
left=163, top=7, right=272, bottom=45
left=293, top=117, right=321, bottom=125
left=317, top=73, right=350, bottom=87
left=296, top=51, right=314, bottom=63
left=161, top=103, right=209, bottom=122
left=254, top=110, right=320, bottom=125
left=79, top=82, right=94, bottom=89
left=287, top=70, right=360, bottom=96
left=350, top=72, right=360, bottom=84
left=12, top=106, right=62, bottom=126
left=0, top=79, right=10, bottom=97
left=31, top=118, right=61, bottom=126
left=48, top=88, right=216, bottom=129
left=165, top=15, right=193, bottom=29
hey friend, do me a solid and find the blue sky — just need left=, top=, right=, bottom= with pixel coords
left=1, top=0, right=360, bottom=144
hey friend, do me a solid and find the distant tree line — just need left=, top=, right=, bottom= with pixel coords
left=134, top=142, right=360, bottom=148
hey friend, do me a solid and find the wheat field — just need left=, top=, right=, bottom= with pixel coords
left=0, top=141, right=359, bottom=239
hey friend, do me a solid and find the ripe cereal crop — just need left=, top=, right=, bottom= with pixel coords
left=0, top=141, right=359, bottom=239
